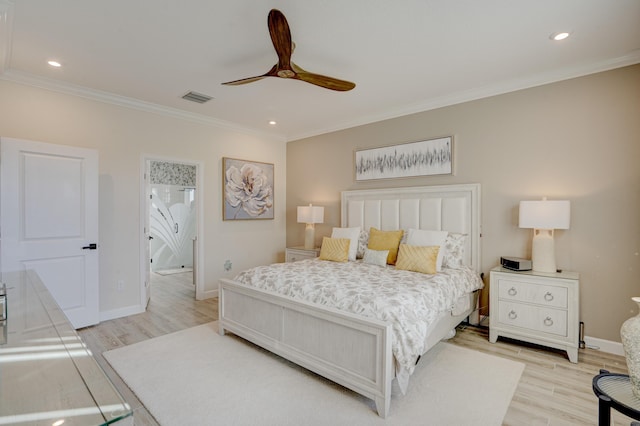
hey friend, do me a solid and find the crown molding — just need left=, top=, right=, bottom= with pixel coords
left=0, top=69, right=286, bottom=143
left=286, top=51, right=640, bottom=142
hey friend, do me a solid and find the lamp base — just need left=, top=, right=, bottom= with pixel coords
left=531, top=229, right=557, bottom=273
left=304, top=223, right=315, bottom=250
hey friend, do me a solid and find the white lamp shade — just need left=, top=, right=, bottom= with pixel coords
left=297, top=205, right=324, bottom=224
left=519, top=200, right=570, bottom=230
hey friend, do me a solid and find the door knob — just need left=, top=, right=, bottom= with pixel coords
left=82, top=243, right=97, bottom=250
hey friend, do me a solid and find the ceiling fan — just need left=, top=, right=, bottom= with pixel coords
left=222, top=9, right=356, bottom=92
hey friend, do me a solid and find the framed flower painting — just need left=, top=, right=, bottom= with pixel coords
left=222, top=157, right=274, bottom=220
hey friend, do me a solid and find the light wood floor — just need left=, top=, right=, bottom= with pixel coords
left=450, top=324, right=633, bottom=425
left=80, top=274, right=634, bottom=425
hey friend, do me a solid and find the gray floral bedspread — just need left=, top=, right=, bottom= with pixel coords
left=232, top=259, right=483, bottom=390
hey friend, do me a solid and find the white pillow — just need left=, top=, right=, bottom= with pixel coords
left=363, top=248, right=389, bottom=267
left=406, top=229, right=448, bottom=271
left=331, top=227, right=360, bottom=261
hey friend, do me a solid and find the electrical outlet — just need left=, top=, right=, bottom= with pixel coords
left=117, top=280, right=124, bottom=291
left=224, top=260, right=232, bottom=271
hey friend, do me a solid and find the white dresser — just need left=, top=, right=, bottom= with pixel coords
left=489, top=266, right=580, bottom=363
left=285, top=246, right=320, bottom=262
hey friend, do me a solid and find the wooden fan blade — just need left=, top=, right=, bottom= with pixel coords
left=268, top=9, right=293, bottom=69
left=222, top=65, right=280, bottom=86
left=221, top=75, right=268, bottom=86
left=292, top=63, right=356, bottom=91
left=296, top=72, right=356, bottom=91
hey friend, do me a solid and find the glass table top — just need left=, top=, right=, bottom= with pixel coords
left=594, top=372, right=640, bottom=420
left=0, top=270, right=133, bottom=425
left=596, top=375, right=640, bottom=410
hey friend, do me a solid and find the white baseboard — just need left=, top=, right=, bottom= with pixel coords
left=198, top=288, right=218, bottom=300
left=584, top=335, right=624, bottom=356
left=100, top=304, right=145, bottom=323
left=100, top=289, right=217, bottom=322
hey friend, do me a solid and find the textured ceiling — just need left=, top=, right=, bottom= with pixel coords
left=1, top=0, right=639, bottom=141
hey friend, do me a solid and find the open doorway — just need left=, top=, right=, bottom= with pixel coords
left=141, top=157, right=203, bottom=309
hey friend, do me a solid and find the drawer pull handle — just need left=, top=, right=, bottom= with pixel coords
left=508, top=310, right=518, bottom=320
left=508, top=287, right=517, bottom=296
left=544, top=317, right=554, bottom=326
left=544, top=292, right=554, bottom=302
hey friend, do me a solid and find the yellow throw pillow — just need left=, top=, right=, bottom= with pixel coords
left=395, top=244, right=440, bottom=274
left=319, top=237, right=350, bottom=262
left=367, top=228, right=404, bottom=265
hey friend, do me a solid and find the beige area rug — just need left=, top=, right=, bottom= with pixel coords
left=154, top=267, right=193, bottom=276
left=104, top=322, right=524, bottom=426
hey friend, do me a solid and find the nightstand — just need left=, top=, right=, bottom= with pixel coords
left=489, top=266, right=580, bottom=363
left=285, top=246, right=320, bottom=262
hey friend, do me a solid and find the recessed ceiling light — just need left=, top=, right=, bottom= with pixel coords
left=47, top=60, right=62, bottom=67
left=268, top=120, right=277, bottom=125
left=550, top=32, right=571, bottom=41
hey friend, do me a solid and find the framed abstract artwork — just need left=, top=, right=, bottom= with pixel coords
left=222, top=157, right=274, bottom=220
left=355, top=136, right=453, bottom=181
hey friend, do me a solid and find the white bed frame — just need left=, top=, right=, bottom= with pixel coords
left=219, top=183, right=481, bottom=418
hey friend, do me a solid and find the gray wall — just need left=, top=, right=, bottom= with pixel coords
left=286, top=64, right=640, bottom=343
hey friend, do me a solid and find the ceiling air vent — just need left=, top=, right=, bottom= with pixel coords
left=182, top=91, right=213, bottom=104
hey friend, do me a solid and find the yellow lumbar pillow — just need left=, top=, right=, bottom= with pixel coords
left=319, top=237, right=350, bottom=262
left=395, top=244, right=440, bottom=274
left=367, top=228, right=404, bottom=265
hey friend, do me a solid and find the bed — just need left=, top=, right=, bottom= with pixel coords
left=218, top=183, right=482, bottom=418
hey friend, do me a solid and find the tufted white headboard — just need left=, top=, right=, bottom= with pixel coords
left=341, top=183, right=481, bottom=271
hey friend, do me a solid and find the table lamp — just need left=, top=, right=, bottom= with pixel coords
left=297, top=204, right=324, bottom=250
left=519, top=198, right=570, bottom=273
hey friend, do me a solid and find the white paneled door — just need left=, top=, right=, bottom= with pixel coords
left=0, top=137, right=99, bottom=328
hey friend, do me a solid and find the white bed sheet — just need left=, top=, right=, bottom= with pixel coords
left=232, top=258, right=483, bottom=392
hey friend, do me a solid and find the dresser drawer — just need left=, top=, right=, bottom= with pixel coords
left=497, top=302, right=568, bottom=336
left=498, top=278, right=568, bottom=309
